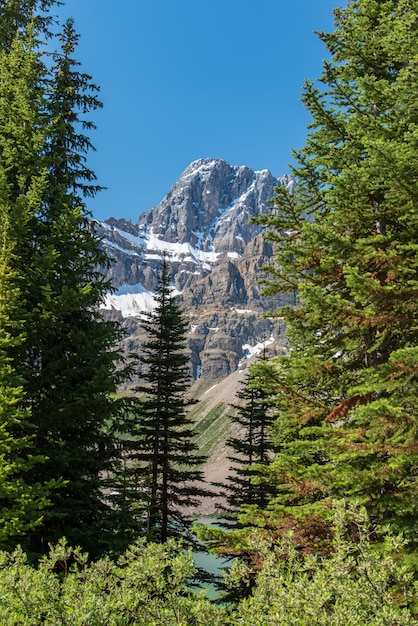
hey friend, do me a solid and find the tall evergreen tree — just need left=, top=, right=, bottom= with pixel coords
left=0, top=203, right=53, bottom=547
left=126, top=257, right=207, bottom=544
left=0, top=11, right=56, bottom=548
left=221, top=362, right=276, bottom=516
left=251, top=0, right=418, bottom=548
left=17, top=17, right=125, bottom=556
left=0, top=2, right=125, bottom=556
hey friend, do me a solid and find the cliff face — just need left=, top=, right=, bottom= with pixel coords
left=96, top=158, right=295, bottom=382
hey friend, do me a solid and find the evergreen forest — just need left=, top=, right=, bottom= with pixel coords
left=0, top=0, right=417, bottom=623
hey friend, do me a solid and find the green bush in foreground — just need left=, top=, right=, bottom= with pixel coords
left=0, top=507, right=415, bottom=625
left=228, top=506, right=417, bottom=625
left=0, top=538, right=223, bottom=626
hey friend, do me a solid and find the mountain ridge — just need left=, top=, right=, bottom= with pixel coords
left=96, top=158, right=295, bottom=383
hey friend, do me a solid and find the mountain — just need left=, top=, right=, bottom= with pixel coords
left=96, top=158, right=295, bottom=384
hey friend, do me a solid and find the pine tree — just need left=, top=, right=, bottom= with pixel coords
left=221, top=362, right=276, bottom=516
left=16, top=17, right=125, bottom=556
left=0, top=2, right=125, bottom=555
left=252, top=0, right=418, bottom=548
left=0, top=11, right=57, bottom=548
left=126, top=257, right=207, bottom=544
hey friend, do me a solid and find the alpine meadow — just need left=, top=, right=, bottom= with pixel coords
left=0, top=1, right=417, bottom=624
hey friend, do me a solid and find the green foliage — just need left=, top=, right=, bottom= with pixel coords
left=0, top=4, right=125, bottom=555
left=251, top=0, right=418, bottom=549
left=0, top=1, right=57, bottom=47
left=228, top=505, right=417, bottom=625
left=0, top=538, right=225, bottom=625
left=0, top=213, right=53, bottom=545
left=0, top=508, right=414, bottom=625
left=118, top=257, right=208, bottom=545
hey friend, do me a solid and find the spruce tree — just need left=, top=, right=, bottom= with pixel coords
left=0, top=206, right=53, bottom=547
left=0, top=12, right=56, bottom=548
left=17, top=17, right=125, bottom=556
left=126, top=257, right=207, bottom=544
left=0, top=2, right=125, bottom=555
left=221, top=362, right=276, bottom=516
left=251, top=0, right=418, bottom=548
left=0, top=0, right=56, bottom=48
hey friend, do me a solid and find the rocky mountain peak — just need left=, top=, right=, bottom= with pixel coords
left=97, top=159, right=295, bottom=383
left=136, top=158, right=288, bottom=253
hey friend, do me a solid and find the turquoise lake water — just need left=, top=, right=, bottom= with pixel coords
left=190, top=517, right=233, bottom=601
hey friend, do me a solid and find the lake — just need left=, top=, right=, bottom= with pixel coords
left=190, top=517, right=233, bottom=601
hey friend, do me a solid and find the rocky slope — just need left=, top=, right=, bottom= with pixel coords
left=96, top=158, right=295, bottom=383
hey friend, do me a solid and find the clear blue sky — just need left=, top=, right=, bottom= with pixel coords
left=56, top=1, right=340, bottom=223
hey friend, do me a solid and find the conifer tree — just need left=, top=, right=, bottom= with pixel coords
left=0, top=209, right=52, bottom=547
left=221, top=362, right=276, bottom=516
left=0, top=2, right=125, bottom=555
left=0, top=0, right=56, bottom=48
left=17, top=17, right=125, bottom=556
left=251, top=0, right=418, bottom=548
left=126, top=257, right=207, bottom=544
left=0, top=11, right=56, bottom=548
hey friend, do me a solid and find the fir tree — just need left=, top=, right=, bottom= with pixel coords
left=0, top=11, right=56, bottom=548
left=251, top=0, right=418, bottom=548
left=126, top=257, right=207, bottom=544
left=0, top=3, right=125, bottom=555
left=17, top=17, right=125, bottom=556
left=221, top=361, right=276, bottom=516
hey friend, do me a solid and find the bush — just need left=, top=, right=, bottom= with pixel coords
left=227, top=505, right=417, bottom=625
left=0, top=507, right=415, bottom=625
left=0, top=538, right=224, bottom=625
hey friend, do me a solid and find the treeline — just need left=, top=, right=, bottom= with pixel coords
left=0, top=0, right=205, bottom=558
left=0, top=0, right=417, bottom=623
left=1, top=514, right=415, bottom=625
left=0, top=0, right=122, bottom=556
left=206, top=0, right=418, bottom=615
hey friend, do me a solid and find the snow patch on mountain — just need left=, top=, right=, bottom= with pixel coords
left=100, top=280, right=183, bottom=318
left=101, top=290, right=156, bottom=318
left=102, top=238, right=141, bottom=257
left=101, top=221, right=222, bottom=272
left=241, top=334, right=275, bottom=362
left=145, top=231, right=219, bottom=265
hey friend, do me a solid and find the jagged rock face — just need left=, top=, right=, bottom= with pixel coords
left=96, top=158, right=295, bottom=382
left=137, top=159, right=286, bottom=251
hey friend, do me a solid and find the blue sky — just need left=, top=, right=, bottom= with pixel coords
left=56, top=1, right=339, bottom=222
